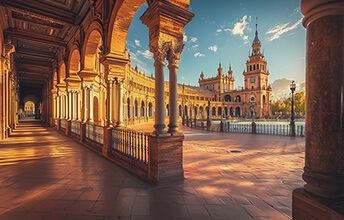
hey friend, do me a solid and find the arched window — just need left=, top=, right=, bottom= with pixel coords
left=224, top=95, right=231, bottom=102
left=250, top=96, right=255, bottom=103
left=235, top=107, right=241, bottom=116
left=250, top=65, right=252, bottom=71
left=224, top=107, right=228, bottom=116
left=135, top=100, right=138, bottom=117
left=235, top=95, right=241, bottom=102
left=263, top=95, right=266, bottom=103
left=218, top=107, right=222, bottom=116
left=253, top=65, right=256, bottom=70
left=257, top=64, right=259, bottom=70
left=230, top=107, right=233, bottom=116
left=212, top=107, right=216, bottom=116
left=141, top=101, right=145, bottom=117
left=127, top=98, right=131, bottom=118
left=148, top=102, right=153, bottom=117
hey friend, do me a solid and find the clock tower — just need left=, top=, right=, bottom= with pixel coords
left=243, top=22, right=269, bottom=91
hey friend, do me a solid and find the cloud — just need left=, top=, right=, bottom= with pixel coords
left=216, top=29, right=222, bottom=33
left=135, top=40, right=141, bottom=47
left=208, top=45, right=218, bottom=52
left=137, top=50, right=153, bottom=59
left=129, top=52, right=151, bottom=75
left=190, top=37, right=198, bottom=42
left=194, top=52, right=205, bottom=57
left=271, top=78, right=305, bottom=98
left=192, top=44, right=199, bottom=49
left=229, top=15, right=249, bottom=37
left=183, top=33, right=188, bottom=42
left=266, top=18, right=302, bottom=42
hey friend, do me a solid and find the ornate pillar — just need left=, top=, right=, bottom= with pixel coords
left=293, top=1, right=344, bottom=219
left=150, top=42, right=168, bottom=135
left=107, top=77, right=115, bottom=127
left=115, top=79, right=124, bottom=127
left=167, top=42, right=183, bottom=134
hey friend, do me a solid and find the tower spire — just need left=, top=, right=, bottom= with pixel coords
left=253, top=17, right=260, bottom=44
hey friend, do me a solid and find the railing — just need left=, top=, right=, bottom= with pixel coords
left=255, top=123, right=290, bottom=136
left=187, top=119, right=305, bottom=137
left=54, top=119, right=58, bottom=126
left=227, top=123, right=252, bottom=133
left=112, top=128, right=149, bottom=164
left=60, top=119, right=66, bottom=129
left=86, top=124, right=104, bottom=144
left=71, top=120, right=80, bottom=135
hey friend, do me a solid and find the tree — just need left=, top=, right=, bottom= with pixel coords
left=271, top=92, right=305, bottom=116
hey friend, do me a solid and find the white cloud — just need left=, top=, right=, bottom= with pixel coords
left=194, top=52, right=205, bottom=57
left=135, top=40, right=141, bottom=47
left=216, top=29, right=222, bottom=33
left=271, top=78, right=305, bottom=99
left=192, top=44, right=199, bottom=49
left=266, top=18, right=302, bottom=42
left=208, top=45, right=218, bottom=52
left=129, top=52, right=151, bottom=75
left=229, top=15, right=249, bottom=37
left=183, top=33, right=188, bottom=42
left=190, top=37, right=198, bottom=42
left=137, top=50, right=153, bottom=60
left=242, top=35, right=248, bottom=40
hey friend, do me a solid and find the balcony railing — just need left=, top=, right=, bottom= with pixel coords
left=112, top=128, right=149, bottom=164
left=86, top=124, right=104, bottom=144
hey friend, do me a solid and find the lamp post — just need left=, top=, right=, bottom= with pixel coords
left=207, top=100, right=210, bottom=131
left=290, top=80, right=296, bottom=136
left=250, top=104, right=256, bottom=134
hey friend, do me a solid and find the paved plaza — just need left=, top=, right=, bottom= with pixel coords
left=0, top=119, right=305, bottom=219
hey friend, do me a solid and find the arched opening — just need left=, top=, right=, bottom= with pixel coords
left=84, top=30, right=102, bottom=71
left=230, top=107, right=234, bottom=116
left=235, top=107, right=241, bottom=116
left=263, top=95, right=266, bottom=103
left=94, top=96, right=99, bottom=123
left=250, top=96, right=255, bottom=103
left=224, top=107, right=228, bottom=116
left=235, top=95, right=241, bottom=102
left=135, top=100, right=138, bottom=117
left=184, top=105, right=188, bottom=116
left=148, top=102, right=153, bottom=117
left=212, top=107, right=216, bottom=116
left=179, top=105, right=182, bottom=116
left=69, top=49, right=81, bottom=75
left=24, top=101, right=35, bottom=117
left=127, top=98, right=131, bottom=119
left=218, top=107, right=222, bottom=116
left=141, top=101, right=145, bottom=117
left=59, top=63, right=66, bottom=84
left=224, top=95, right=231, bottom=102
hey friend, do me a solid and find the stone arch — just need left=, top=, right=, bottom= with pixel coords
left=212, top=107, right=216, bottom=116
left=84, top=30, right=103, bottom=71
left=148, top=102, right=153, bottom=117
left=59, top=62, right=66, bottom=84
left=235, top=95, right=241, bottom=102
left=224, top=94, right=231, bottom=102
left=262, top=95, right=266, bottom=103
left=141, top=100, right=145, bottom=117
left=68, top=47, right=81, bottom=76
left=235, top=107, right=241, bottom=116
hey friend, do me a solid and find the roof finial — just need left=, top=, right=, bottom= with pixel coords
left=256, top=17, right=258, bottom=33
left=252, top=17, right=260, bottom=44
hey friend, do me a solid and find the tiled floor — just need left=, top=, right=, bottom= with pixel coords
left=0, top=119, right=305, bottom=219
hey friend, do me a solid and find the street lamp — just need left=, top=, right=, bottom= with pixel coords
left=290, top=80, right=296, bottom=136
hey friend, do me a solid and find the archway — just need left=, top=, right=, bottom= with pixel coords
left=235, top=107, right=241, bottom=116
left=235, top=95, right=241, bottom=102
left=218, top=107, right=222, bottom=116
left=141, top=101, right=145, bottom=117
left=179, top=105, right=182, bottom=116
left=224, top=95, right=231, bottom=102
left=230, top=107, right=234, bottom=116
left=262, top=95, right=266, bottom=103
left=148, top=102, right=153, bottom=117
left=84, top=30, right=102, bottom=71
left=24, top=101, right=35, bottom=117
left=68, top=48, right=81, bottom=75
left=212, top=107, right=216, bottom=116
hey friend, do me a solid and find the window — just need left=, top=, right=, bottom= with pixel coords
left=250, top=65, right=252, bottom=71
left=253, top=65, right=256, bottom=70
left=252, top=86, right=254, bottom=90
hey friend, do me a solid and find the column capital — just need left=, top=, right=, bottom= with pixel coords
left=301, top=0, right=344, bottom=27
left=167, top=42, right=184, bottom=68
left=149, top=39, right=171, bottom=66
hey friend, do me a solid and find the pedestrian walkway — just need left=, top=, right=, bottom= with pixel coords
left=0, top=119, right=305, bottom=219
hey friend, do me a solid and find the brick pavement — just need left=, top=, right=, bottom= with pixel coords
left=0, top=119, right=305, bottom=219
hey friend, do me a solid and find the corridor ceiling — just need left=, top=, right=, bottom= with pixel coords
left=0, top=0, right=91, bottom=86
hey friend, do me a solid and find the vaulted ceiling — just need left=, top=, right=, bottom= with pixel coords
left=0, top=0, right=92, bottom=87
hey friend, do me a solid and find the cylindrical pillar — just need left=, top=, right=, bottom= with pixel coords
left=168, top=62, right=179, bottom=133
left=116, top=80, right=124, bottom=127
left=90, top=87, right=94, bottom=123
left=107, top=80, right=114, bottom=126
left=302, top=0, right=344, bottom=199
left=153, top=60, right=166, bottom=134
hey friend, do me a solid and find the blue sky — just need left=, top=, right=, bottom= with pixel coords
left=126, top=0, right=305, bottom=97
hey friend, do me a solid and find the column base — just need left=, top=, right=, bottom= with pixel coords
left=168, top=124, right=179, bottom=134
left=293, top=188, right=344, bottom=220
left=153, top=124, right=168, bottom=136
left=148, top=134, right=184, bottom=183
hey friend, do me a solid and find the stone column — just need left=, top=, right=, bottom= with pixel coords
left=90, top=86, right=94, bottom=123
left=150, top=42, right=169, bottom=135
left=293, top=1, right=344, bottom=219
left=115, top=79, right=124, bottom=127
left=107, top=78, right=114, bottom=127
left=167, top=43, right=183, bottom=134
left=65, top=92, right=69, bottom=119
